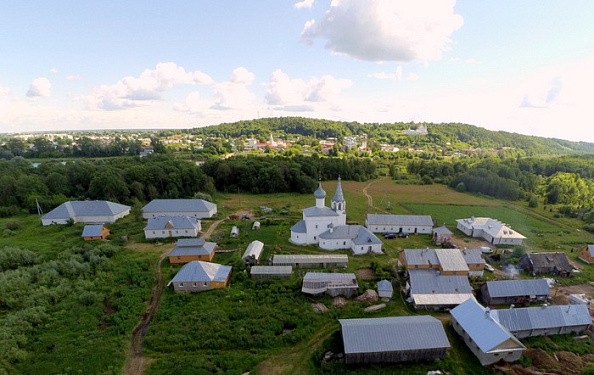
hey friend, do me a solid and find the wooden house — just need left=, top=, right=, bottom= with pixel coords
left=450, top=298, right=526, bottom=366
left=480, top=279, right=550, bottom=306
left=400, top=248, right=485, bottom=277
left=167, top=238, right=217, bottom=264
left=81, top=224, right=109, bottom=240
left=339, top=316, right=450, bottom=364
left=520, top=252, right=573, bottom=277
left=578, top=244, right=594, bottom=264
left=167, top=261, right=231, bottom=292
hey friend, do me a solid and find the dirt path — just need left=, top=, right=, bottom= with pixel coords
left=122, top=218, right=226, bottom=375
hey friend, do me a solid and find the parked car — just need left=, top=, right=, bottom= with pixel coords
left=484, top=264, right=495, bottom=272
left=442, top=241, right=457, bottom=248
left=398, top=232, right=409, bottom=238
left=481, top=246, right=493, bottom=254
left=384, top=233, right=397, bottom=239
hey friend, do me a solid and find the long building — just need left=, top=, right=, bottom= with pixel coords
left=272, top=254, right=348, bottom=268
left=456, top=217, right=525, bottom=246
left=366, top=214, right=433, bottom=234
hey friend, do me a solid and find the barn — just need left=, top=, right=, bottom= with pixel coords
left=480, top=279, right=550, bottom=306
left=520, top=252, right=573, bottom=277
left=339, top=316, right=450, bottom=364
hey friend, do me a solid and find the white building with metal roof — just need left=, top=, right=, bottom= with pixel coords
left=142, top=198, right=217, bottom=219
left=491, top=304, right=592, bottom=338
left=339, top=316, right=450, bottom=364
left=450, top=298, right=526, bottom=366
left=318, top=224, right=382, bottom=255
left=144, top=216, right=201, bottom=239
left=456, top=217, right=526, bottom=245
left=290, top=178, right=347, bottom=245
left=41, top=200, right=131, bottom=225
left=167, top=261, right=231, bottom=292
left=302, top=272, right=358, bottom=297
left=481, top=279, right=550, bottom=305
left=407, top=269, right=474, bottom=310
left=365, top=214, right=434, bottom=234
left=272, top=254, right=348, bottom=268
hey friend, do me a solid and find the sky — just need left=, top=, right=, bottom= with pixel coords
left=1, top=1, right=594, bottom=142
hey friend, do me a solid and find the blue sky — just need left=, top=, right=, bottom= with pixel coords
left=1, top=0, right=593, bottom=142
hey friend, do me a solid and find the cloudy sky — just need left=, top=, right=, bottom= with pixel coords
left=1, top=1, right=593, bottom=141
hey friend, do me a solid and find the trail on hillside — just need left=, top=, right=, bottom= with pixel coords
left=122, top=218, right=225, bottom=375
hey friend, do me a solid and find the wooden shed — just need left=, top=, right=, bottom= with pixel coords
left=578, top=244, right=594, bottom=264
left=520, top=252, right=573, bottom=276
left=81, top=224, right=109, bottom=240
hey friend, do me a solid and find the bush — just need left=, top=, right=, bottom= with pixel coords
left=455, top=182, right=466, bottom=192
left=4, top=221, right=21, bottom=231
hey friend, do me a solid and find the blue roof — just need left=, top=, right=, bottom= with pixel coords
left=340, top=316, right=450, bottom=354
left=142, top=199, right=216, bottom=214
left=332, top=177, right=344, bottom=202
left=168, top=261, right=231, bottom=284
left=492, top=304, right=592, bottom=332
left=176, top=238, right=206, bottom=247
left=409, top=269, right=473, bottom=294
left=144, top=216, right=199, bottom=230
left=485, top=279, right=550, bottom=299
left=314, top=182, right=326, bottom=199
left=290, top=220, right=307, bottom=233
left=377, top=280, right=393, bottom=292
left=303, top=206, right=339, bottom=217
left=81, top=224, right=105, bottom=237
left=43, top=200, right=130, bottom=221
left=450, top=298, right=524, bottom=353
left=587, top=245, right=594, bottom=257
left=366, top=214, right=433, bottom=227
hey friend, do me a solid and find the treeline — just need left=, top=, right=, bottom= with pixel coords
left=202, top=155, right=377, bottom=194
left=0, top=155, right=213, bottom=215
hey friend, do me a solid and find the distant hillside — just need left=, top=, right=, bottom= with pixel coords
left=188, top=117, right=594, bottom=156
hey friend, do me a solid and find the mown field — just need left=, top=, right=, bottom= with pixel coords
left=0, top=178, right=593, bottom=374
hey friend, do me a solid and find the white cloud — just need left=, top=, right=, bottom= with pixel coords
left=407, top=73, right=420, bottom=81
left=369, top=66, right=403, bottom=81
left=65, top=75, right=82, bottom=81
left=82, top=62, right=213, bottom=110
left=50, top=68, right=59, bottom=74
left=301, top=0, right=463, bottom=62
left=212, top=67, right=257, bottom=110
left=266, top=69, right=351, bottom=111
left=294, top=0, right=315, bottom=9
left=174, top=91, right=212, bottom=113
left=26, top=77, right=51, bottom=97
left=0, top=85, right=10, bottom=98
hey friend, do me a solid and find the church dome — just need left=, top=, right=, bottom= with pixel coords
left=314, top=182, right=326, bottom=199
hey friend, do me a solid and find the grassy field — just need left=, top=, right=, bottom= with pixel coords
left=1, top=178, right=593, bottom=374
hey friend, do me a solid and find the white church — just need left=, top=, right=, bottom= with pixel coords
left=290, top=178, right=382, bottom=255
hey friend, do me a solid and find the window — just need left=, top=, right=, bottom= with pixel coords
left=179, top=283, right=184, bottom=287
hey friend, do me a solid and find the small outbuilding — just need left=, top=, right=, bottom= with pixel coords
left=480, top=279, right=550, bottom=306
left=81, top=224, right=109, bottom=240
left=242, top=240, right=264, bottom=266
left=252, top=221, right=261, bottom=230
left=578, top=244, right=594, bottom=264
left=432, top=225, right=453, bottom=245
left=250, top=265, right=292, bottom=280
left=302, top=272, right=358, bottom=297
left=377, top=280, right=393, bottom=299
left=230, top=226, right=239, bottom=237
left=339, top=316, right=450, bottom=364
left=520, top=252, right=573, bottom=277
left=167, top=261, right=231, bottom=292
left=450, top=298, right=526, bottom=366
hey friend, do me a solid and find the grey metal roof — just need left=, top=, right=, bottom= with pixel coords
left=242, top=240, right=264, bottom=260
left=450, top=298, right=524, bottom=353
left=332, top=177, right=344, bottom=202
left=43, top=200, right=130, bottom=220
left=435, top=249, right=469, bottom=272
left=525, top=252, right=572, bottom=272
left=272, top=254, right=348, bottom=264
left=176, top=238, right=206, bottom=247
left=167, top=261, right=231, bottom=285
left=144, top=216, right=199, bottom=230
left=250, top=266, right=292, bottom=275
left=314, top=182, right=326, bottom=199
left=588, top=245, right=594, bottom=257
left=303, top=206, right=339, bottom=217
left=377, top=280, right=393, bottom=292
left=366, top=214, right=433, bottom=227
left=339, top=316, right=450, bottom=354
left=303, top=272, right=356, bottom=281
left=142, top=199, right=216, bottom=214
left=408, top=269, right=473, bottom=294
left=318, top=225, right=382, bottom=245
left=403, top=249, right=439, bottom=267
left=433, top=226, right=453, bottom=235
left=81, top=224, right=104, bottom=237
left=290, top=220, right=307, bottom=233
left=352, top=226, right=382, bottom=245
left=485, top=279, right=550, bottom=298
left=492, top=304, right=592, bottom=332
left=460, top=248, right=485, bottom=264
left=168, top=241, right=216, bottom=257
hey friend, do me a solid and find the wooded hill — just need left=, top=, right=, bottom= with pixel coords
left=187, top=117, right=594, bottom=156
